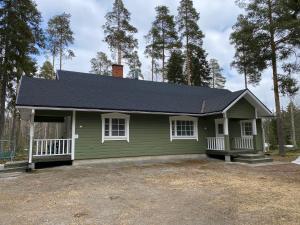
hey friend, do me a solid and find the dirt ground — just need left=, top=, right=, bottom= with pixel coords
left=0, top=158, right=300, bottom=225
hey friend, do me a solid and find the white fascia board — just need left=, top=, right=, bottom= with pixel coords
left=16, top=106, right=222, bottom=117
left=222, top=90, right=273, bottom=117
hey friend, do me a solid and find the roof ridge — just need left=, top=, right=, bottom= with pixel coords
left=56, top=70, right=232, bottom=92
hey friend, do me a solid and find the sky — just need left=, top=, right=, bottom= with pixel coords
left=35, top=0, right=300, bottom=111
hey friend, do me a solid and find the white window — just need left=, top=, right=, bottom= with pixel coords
left=101, top=113, right=130, bottom=143
left=169, top=116, right=198, bottom=141
left=240, top=120, right=253, bottom=137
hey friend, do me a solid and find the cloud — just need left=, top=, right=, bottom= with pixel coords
left=34, top=0, right=298, bottom=110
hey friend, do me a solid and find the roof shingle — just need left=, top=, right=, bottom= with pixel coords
left=16, top=70, right=246, bottom=115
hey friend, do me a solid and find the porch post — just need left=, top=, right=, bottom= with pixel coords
left=29, top=109, right=35, bottom=164
left=223, top=113, right=231, bottom=162
left=252, top=109, right=258, bottom=151
left=71, top=111, right=76, bottom=160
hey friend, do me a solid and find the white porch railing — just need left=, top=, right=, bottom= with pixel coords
left=207, top=137, right=225, bottom=151
left=233, top=137, right=254, bottom=150
left=33, top=139, right=72, bottom=156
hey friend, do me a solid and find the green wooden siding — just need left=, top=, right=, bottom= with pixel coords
left=255, top=119, right=264, bottom=151
left=74, top=112, right=220, bottom=159
left=73, top=111, right=264, bottom=159
left=227, top=98, right=255, bottom=119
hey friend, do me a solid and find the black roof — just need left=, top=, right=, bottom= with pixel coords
left=16, top=70, right=246, bottom=115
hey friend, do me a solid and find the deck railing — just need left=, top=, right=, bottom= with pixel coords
left=33, top=139, right=72, bottom=156
left=207, top=137, right=225, bottom=151
left=233, top=137, right=254, bottom=150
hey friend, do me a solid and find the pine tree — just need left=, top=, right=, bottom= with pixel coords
left=146, top=6, right=179, bottom=81
left=90, top=52, right=112, bottom=76
left=190, top=47, right=211, bottom=86
left=167, top=50, right=185, bottom=84
left=40, top=61, right=55, bottom=80
left=177, top=0, right=207, bottom=85
left=230, top=15, right=265, bottom=89
left=230, top=0, right=300, bottom=156
left=145, top=27, right=162, bottom=81
left=47, top=12, right=75, bottom=70
left=209, top=59, right=226, bottom=89
left=103, top=0, right=138, bottom=65
left=0, top=0, right=44, bottom=139
left=127, top=51, right=143, bottom=79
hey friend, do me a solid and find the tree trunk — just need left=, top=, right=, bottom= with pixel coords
left=162, top=21, right=165, bottom=82
left=10, top=109, right=17, bottom=151
left=290, top=99, right=297, bottom=148
left=117, top=46, right=122, bottom=65
left=268, top=0, right=285, bottom=156
left=244, top=72, right=248, bottom=89
left=151, top=57, right=154, bottom=82
left=59, top=48, right=62, bottom=70
left=52, top=51, right=55, bottom=75
left=0, top=72, right=8, bottom=140
left=242, top=48, right=248, bottom=89
left=185, top=6, right=191, bottom=85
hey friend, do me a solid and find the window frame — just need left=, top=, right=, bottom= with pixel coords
left=240, top=120, right=253, bottom=137
left=169, top=116, right=198, bottom=141
left=101, top=113, right=130, bottom=143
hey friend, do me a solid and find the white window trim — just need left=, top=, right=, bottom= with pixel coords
left=101, top=113, right=130, bottom=143
left=240, top=120, right=253, bottom=137
left=169, top=116, right=198, bottom=141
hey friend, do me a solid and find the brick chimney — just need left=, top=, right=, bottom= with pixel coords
left=112, top=64, right=123, bottom=78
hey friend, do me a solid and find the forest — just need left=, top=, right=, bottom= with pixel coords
left=0, top=0, right=299, bottom=157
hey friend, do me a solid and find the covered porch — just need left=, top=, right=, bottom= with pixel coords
left=206, top=117, right=261, bottom=156
left=20, top=109, right=76, bottom=164
left=205, top=94, right=268, bottom=160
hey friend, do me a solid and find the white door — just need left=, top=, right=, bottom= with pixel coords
left=215, top=119, right=224, bottom=137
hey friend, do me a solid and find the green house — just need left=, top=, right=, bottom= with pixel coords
left=16, top=65, right=272, bottom=166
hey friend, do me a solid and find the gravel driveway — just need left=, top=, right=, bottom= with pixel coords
left=0, top=159, right=300, bottom=225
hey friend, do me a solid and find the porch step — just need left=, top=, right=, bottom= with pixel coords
left=0, top=161, right=28, bottom=173
left=233, top=153, right=273, bottom=164
left=235, top=153, right=265, bottom=159
left=4, top=160, right=28, bottom=169
left=0, top=166, right=27, bottom=173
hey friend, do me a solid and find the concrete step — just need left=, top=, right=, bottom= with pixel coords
left=236, top=153, right=265, bottom=159
left=0, top=166, right=27, bottom=173
left=4, top=161, right=28, bottom=169
left=233, top=157, right=273, bottom=164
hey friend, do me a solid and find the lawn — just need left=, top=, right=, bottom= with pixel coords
left=0, top=158, right=300, bottom=225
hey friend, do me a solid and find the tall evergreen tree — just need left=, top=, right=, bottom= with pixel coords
left=166, top=50, right=185, bottom=84
left=47, top=12, right=75, bottom=70
left=103, top=0, right=138, bottom=65
left=177, top=0, right=207, bottom=85
left=90, top=52, right=112, bottom=76
left=190, top=47, right=211, bottom=86
left=230, top=15, right=264, bottom=89
left=0, top=0, right=44, bottom=139
left=145, top=27, right=160, bottom=81
left=209, top=59, right=226, bottom=89
left=230, top=0, right=300, bottom=156
left=127, top=51, right=143, bottom=79
left=39, top=61, right=55, bottom=80
left=147, top=6, right=179, bottom=81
